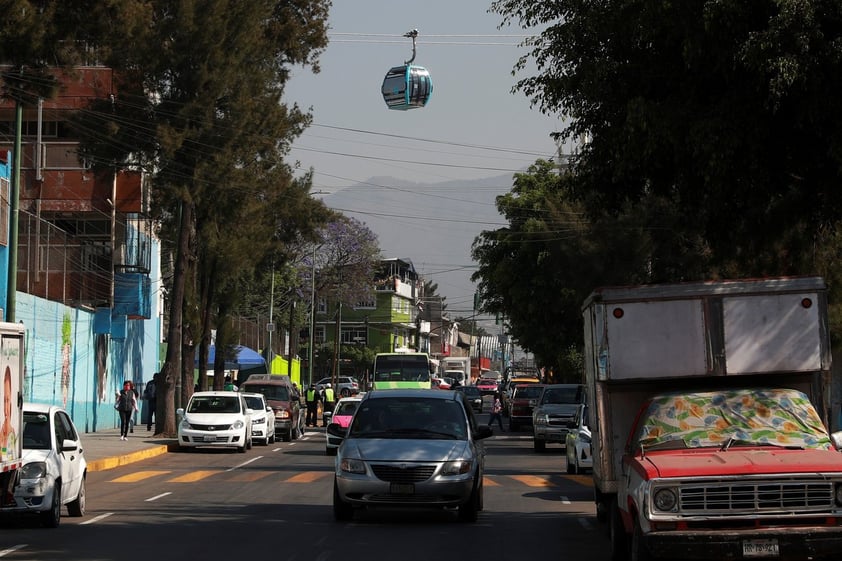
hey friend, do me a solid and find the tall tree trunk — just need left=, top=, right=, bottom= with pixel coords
left=157, top=199, right=193, bottom=436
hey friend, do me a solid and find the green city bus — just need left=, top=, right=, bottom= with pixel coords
left=371, top=353, right=433, bottom=390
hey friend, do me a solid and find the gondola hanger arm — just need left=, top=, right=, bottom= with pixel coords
left=404, top=29, right=419, bottom=65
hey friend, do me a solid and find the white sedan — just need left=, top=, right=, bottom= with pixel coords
left=565, top=403, right=593, bottom=474
left=6, top=404, right=87, bottom=527
left=177, top=391, right=254, bottom=452
left=241, top=392, right=276, bottom=445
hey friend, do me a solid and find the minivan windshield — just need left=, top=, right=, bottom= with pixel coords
left=242, top=384, right=290, bottom=401
left=350, top=397, right=467, bottom=440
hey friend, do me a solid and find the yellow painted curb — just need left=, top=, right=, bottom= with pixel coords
left=87, top=443, right=177, bottom=472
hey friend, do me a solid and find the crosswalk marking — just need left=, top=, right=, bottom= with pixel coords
left=168, top=470, right=219, bottom=483
left=509, top=475, right=553, bottom=487
left=107, top=469, right=586, bottom=488
left=228, top=471, right=275, bottom=482
left=287, top=471, right=331, bottom=483
left=111, top=470, right=171, bottom=482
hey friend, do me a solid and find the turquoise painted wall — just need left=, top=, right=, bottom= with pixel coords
left=16, top=292, right=160, bottom=434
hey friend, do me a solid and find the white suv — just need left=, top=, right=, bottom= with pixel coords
left=177, top=391, right=254, bottom=452
left=241, top=393, right=276, bottom=445
left=316, top=376, right=360, bottom=397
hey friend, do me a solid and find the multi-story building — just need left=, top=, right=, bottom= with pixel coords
left=0, top=66, right=160, bottom=429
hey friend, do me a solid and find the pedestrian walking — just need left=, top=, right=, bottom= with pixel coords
left=487, top=391, right=505, bottom=431
left=305, top=384, right=321, bottom=427
left=322, top=383, right=335, bottom=427
left=143, top=373, right=158, bottom=432
left=115, top=381, right=138, bottom=440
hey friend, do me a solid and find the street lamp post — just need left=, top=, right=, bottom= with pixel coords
left=308, top=246, right=316, bottom=387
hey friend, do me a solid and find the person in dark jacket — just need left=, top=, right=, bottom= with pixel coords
left=305, top=384, right=321, bottom=427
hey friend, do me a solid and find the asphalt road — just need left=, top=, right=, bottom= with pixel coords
left=0, top=410, right=611, bottom=561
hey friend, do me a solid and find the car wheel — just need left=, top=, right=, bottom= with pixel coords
left=326, top=446, right=337, bottom=456
left=534, top=439, right=546, bottom=452
left=246, top=435, right=253, bottom=450
left=457, top=475, right=481, bottom=523
left=40, top=481, right=61, bottom=528
left=333, top=480, right=353, bottom=521
left=282, top=430, right=292, bottom=442
left=268, top=432, right=275, bottom=444
left=67, top=476, right=86, bottom=517
left=340, top=388, right=350, bottom=398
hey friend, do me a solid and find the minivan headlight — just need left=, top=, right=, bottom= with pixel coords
left=441, top=460, right=471, bottom=476
left=340, top=458, right=366, bottom=474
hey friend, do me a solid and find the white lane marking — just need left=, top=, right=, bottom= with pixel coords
left=80, top=512, right=114, bottom=525
left=271, top=447, right=282, bottom=452
left=0, top=545, right=27, bottom=557
left=560, top=495, right=571, bottom=504
left=226, top=456, right=263, bottom=472
left=145, top=492, right=172, bottom=502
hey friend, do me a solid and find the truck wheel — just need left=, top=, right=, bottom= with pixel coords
left=630, top=517, right=653, bottom=561
left=533, top=439, right=546, bottom=452
left=609, top=500, right=629, bottom=561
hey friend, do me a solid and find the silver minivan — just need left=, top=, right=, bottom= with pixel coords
left=330, top=389, right=493, bottom=522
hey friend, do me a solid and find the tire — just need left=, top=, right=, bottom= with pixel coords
left=333, top=480, right=353, bottom=521
left=610, top=500, right=630, bottom=561
left=40, top=481, right=61, bottom=528
left=534, top=439, right=546, bottom=452
left=238, top=442, right=246, bottom=453
left=246, top=435, right=253, bottom=450
left=566, top=453, right=575, bottom=474
left=340, top=388, right=350, bottom=398
left=326, top=446, right=337, bottom=456
left=458, top=476, right=481, bottom=522
left=67, top=476, right=86, bottom=517
left=268, top=431, right=275, bottom=444
left=282, top=430, right=292, bottom=442
left=630, top=517, right=653, bottom=561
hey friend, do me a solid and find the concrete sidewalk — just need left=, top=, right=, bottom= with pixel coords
left=81, top=427, right=177, bottom=472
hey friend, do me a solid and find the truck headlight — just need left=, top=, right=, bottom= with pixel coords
left=653, top=488, right=678, bottom=512
left=535, top=413, right=548, bottom=425
left=274, top=409, right=290, bottom=419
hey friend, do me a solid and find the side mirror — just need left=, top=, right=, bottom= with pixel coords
left=265, top=406, right=273, bottom=413
left=831, top=431, right=842, bottom=451
left=60, top=439, right=77, bottom=453
left=326, top=423, right=347, bottom=439
left=475, top=425, right=493, bottom=440
left=176, top=407, right=185, bottom=415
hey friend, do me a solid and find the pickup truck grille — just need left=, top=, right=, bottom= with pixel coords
left=679, top=481, right=835, bottom=514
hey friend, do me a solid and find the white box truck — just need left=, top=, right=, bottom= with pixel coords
left=582, top=277, right=842, bottom=561
left=0, top=322, right=25, bottom=507
left=439, top=357, right=470, bottom=386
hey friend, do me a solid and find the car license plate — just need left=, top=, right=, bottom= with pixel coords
left=390, top=483, right=414, bottom=495
left=742, top=539, right=779, bottom=557
left=203, top=435, right=216, bottom=442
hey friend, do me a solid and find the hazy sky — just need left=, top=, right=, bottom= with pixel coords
left=285, top=0, right=563, bottom=323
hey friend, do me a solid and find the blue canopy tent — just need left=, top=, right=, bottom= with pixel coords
left=196, top=345, right=268, bottom=380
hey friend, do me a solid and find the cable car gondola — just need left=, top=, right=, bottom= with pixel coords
left=381, top=29, right=433, bottom=111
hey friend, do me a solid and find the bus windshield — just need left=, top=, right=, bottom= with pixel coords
left=372, top=353, right=432, bottom=389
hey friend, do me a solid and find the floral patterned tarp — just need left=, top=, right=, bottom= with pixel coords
left=637, top=388, right=831, bottom=451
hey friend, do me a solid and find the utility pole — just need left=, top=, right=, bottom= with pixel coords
left=6, top=102, right=22, bottom=322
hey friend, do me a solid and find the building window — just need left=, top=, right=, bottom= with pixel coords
left=354, top=298, right=375, bottom=310
left=316, top=298, right=327, bottom=314
left=341, top=327, right=367, bottom=345
left=314, top=326, right=326, bottom=345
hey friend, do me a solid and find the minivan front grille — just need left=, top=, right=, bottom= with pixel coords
left=371, top=464, right=436, bottom=483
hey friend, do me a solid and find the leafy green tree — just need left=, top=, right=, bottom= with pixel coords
left=72, top=0, right=331, bottom=435
left=491, top=1, right=842, bottom=275
left=485, top=1, right=842, bottom=352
